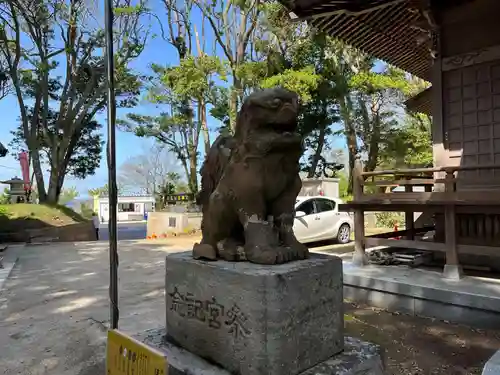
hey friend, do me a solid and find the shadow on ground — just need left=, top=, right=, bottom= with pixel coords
left=0, top=241, right=498, bottom=375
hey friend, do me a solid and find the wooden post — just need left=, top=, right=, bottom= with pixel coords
left=443, top=171, right=463, bottom=280
left=352, top=157, right=367, bottom=266
left=404, top=177, right=414, bottom=240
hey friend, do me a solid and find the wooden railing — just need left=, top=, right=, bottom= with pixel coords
left=347, top=159, right=500, bottom=276
left=352, top=161, right=500, bottom=204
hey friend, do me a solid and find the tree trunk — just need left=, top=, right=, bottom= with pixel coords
left=230, top=74, right=241, bottom=132
left=45, top=162, right=67, bottom=204
left=46, top=172, right=60, bottom=204
left=200, top=101, right=211, bottom=158
left=346, top=129, right=358, bottom=195
left=364, top=107, right=381, bottom=172
left=30, top=149, right=47, bottom=203
left=307, top=124, right=327, bottom=178
left=307, top=99, right=328, bottom=178
left=188, top=150, right=198, bottom=195
left=339, top=97, right=358, bottom=194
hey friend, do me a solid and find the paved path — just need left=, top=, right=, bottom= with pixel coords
left=98, top=221, right=147, bottom=241
left=0, top=240, right=190, bottom=375
left=0, top=237, right=350, bottom=375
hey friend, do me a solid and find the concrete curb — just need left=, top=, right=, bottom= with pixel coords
left=0, top=245, right=23, bottom=293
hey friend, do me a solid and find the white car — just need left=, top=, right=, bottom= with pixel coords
left=293, top=196, right=353, bottom=244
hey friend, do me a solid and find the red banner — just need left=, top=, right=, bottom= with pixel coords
left=19, top=151, right=30, bottom=191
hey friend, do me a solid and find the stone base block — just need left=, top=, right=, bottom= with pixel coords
left=483, top=350, right=500, bottom=375
left=137, top=329, right=385, bottom=375
left=165, top=252, right=344, bottom=375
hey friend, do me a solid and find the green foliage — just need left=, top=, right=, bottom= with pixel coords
left=122, top=51, right=229, bottom=195
left=235, top=61, right=268, bottom=90
left=375, top=212, right=404, bottom=229
left=209, top=87, right=232, bottom=136
left=0, top=188, right=9, bottom=204
left=350, top=68, right=413, bottom=98
left=260, top=67, right=321, bottom=103
left=337, top=171, right=349, bottom=198
left=112, top=0, right=433, bottom=194
left=156, top=172, right=189, bottom=208
left=9, top=106, right=103, bottom=179
left=150, top=56, right=227, bottom=103
left=380, top=113, right=433, bottom=169
left=0, top=0, right=149, bottom=203
left=58, top=186, right=79, bottom=205
left=349, top=66, right=415, bottom=172
left=79, top=202, right=95, bottom=219
left=88, top=184, right=122, bottom=197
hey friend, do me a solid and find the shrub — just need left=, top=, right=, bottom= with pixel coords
left=375, top=212, right=404, bottom=229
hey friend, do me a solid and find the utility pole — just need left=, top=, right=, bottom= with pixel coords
left=104, top=0, right=119, bottom=329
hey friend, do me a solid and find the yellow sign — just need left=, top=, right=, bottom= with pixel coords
left=106, top=329, right=168, bottom=375
left=166, top=194, right=193, bottom=202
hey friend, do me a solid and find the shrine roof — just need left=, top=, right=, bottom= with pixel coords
left=281, top=0, right=473, bottom=81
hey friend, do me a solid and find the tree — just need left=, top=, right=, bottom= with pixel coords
left=350, top=67, right=413, bottom=173
left=9, top=106, right=103, bottom=179
left=156, top=171, right=188, bottom=208
left=118, top=144, right=182, bottom=195
left=88, top=183, right=123, bottom=197
left=0, top=187, right=9, bottom=204
left=120, top=56, right=227, bottom=195
left=58, top=186, right=79, bottom=205
left=192, top=0, right=263, bottom=129
left=156, top=0, right=213, bottom=157
left=119, top=108, right=198, bottom=195
left=120, top=0, right=231, bottom=195
left=379, top=113, right=433, bottom=169
left=0, top=0, right=149, bottom=203
left=0, top=57, right=11, bottom=101
left=257, top=10, right=346, bottom=178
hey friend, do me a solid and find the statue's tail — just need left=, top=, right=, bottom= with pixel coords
left=197, top=134, right=234, bottom=207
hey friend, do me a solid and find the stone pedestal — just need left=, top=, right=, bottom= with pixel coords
left=165, top=252, right=344, bottom=375
left=137, top=329, right=385, bottom=375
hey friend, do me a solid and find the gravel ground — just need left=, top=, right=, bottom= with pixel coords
left=345, top=302, right=500, bottom=375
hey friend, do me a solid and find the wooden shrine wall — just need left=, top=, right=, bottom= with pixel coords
left=433, top=0, right=500, bottom=246
left=437, top=0, right=500, bottom=187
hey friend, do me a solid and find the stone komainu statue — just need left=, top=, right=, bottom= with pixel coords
left=193, top=87, right=309, bottom=265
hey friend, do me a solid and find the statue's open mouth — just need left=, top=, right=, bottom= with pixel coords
left=268, top=103, right=298, bottom=134
left=273, top=120, right=297, bottom=134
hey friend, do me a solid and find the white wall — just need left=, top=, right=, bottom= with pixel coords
left=300, top=178, right=340, bottom=198
left=97, top=196, right=155, bottom=222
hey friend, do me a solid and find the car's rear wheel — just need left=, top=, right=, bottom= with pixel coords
left=337, top=223, right=351, bottom=244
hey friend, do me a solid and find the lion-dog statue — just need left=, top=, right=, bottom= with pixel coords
left=193, top=87, right=310, bottom=265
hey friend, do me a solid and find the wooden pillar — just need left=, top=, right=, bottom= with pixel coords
left=352, top=157, right=367, bottom=266
left=404, top=177, right=414, bottom=240
left=443, top=171, right=463, bottom=280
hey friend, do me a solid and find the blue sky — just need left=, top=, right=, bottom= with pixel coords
left=0, top=5, right=354, bottom=196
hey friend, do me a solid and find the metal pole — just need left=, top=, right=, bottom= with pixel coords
left=104, top=0, right=119, bottom=329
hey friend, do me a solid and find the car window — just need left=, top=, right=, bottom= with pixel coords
left=296, top=200, right=315, bottom=215
left=314, top=199, right=336, bottom=213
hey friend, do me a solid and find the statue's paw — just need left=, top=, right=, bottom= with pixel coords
left=193, top=243, right=217, bottom=261
left=294, top=242, right=310, bottom=260
left=281, top=237, right=310, bottom=260
left=245, top=245, right=297, bottom=265
left=217, top=239, right=247, bottom=262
